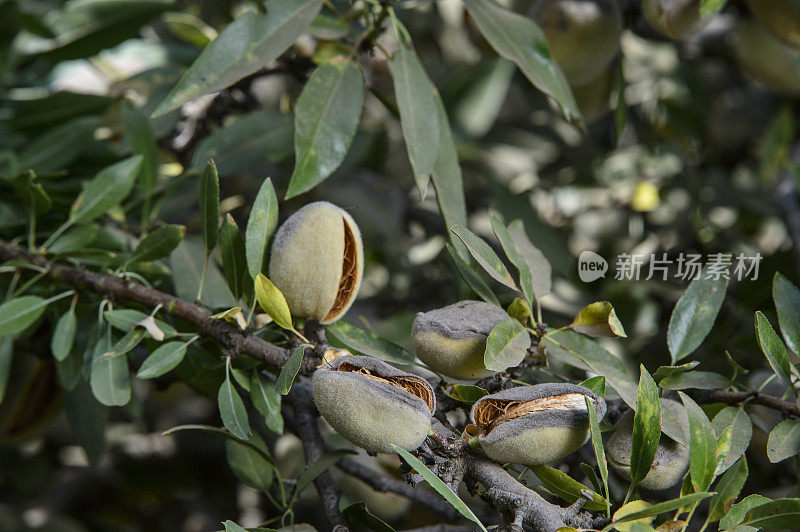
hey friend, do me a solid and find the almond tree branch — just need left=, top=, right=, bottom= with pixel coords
left=0, top=239, right=302, bottom=370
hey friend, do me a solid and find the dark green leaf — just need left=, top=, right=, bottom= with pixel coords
left=740, top=498, right=800, bottom=528
left=653, top=362, right=700, bottom=382
left=0, top=295, right=48, bottom=336
left=326, top=320, right=415, bottom=364
left=491, top=215, right=535, bottom=307
left=0, top=337, right=13, bottom=402
left=293, top=449, right=356, bottom=499
left=446, top=243, right=501, bottom=306
left=708, top=457, right=748, bottom=522
left=446, top=384, right=489, bottom=404
left=245, top=178, right=278, bottom=279
left=450, top=224, right=517, bottom=290
left=659, top=371, right=730, bottom=391
left=530, top=464, right=608, bottom=512
left=719, top=494, right=771, bottom=529
left=51, top=306, right=77, bottom=361
left=63, top=382, right=108, bottom=466
left=47, top=225, right=99, bottom=255
left=190, top=111, right=294, bottom=175
left=462, top=0, right=579, bottom=121
left=90, top=329, right=143, bottom=406
left=712, top=407, right=752, bottom=472
left=570, top=301, right=627, bottom=339
left=275, top=345, right=305, bottom=396
left=137, top=341, right=187, bottom=379
left=390, top=43, right=440, bottom=196
left=579, top=376, right=606, bottom=397
left=629, top=365, right=661, bottom=487
left=69, top=155, right=144, bottom=224
left=121, top=101, right=158, bottom=198
left=153, top=0, right=323, bottom=116
left=342, top=501, right=396, bottom=532
left=667, top=275, right=728, bottom=363
left=586, top=396, right=610, bottom=517
left=755, top=311, right=793, bottom=390
left=679, top=392, right=717, bottom=492
left=286, top=61, right=364, bottom=199
left=219, top=215, right=250, bottom=300
left=129, top=224, right=185, bottom=264
left=225, top=435, right=273, bottom=492
left=774, top=272, right=800, bottom=353
left=170, top=240, right=237, bottom=308
left=393, top=445, right=488, bottom=532
left=199, top=160, right=220, bottom=253
left=431, top=96, right=467, bottom=234
left=17, top=116, right=99, bottom=172
left=483, top=317, right=531, bottom=371
left=251, top=371, right=283, bottom=434
left=218, top=358, right=251, bottom=439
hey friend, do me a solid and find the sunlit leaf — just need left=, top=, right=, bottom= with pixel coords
left=483, top=317, right=531, bottom=371
left=570, top=301, right=627, bottom=338
left=254, top=273, right=293, bottom=331
left=629, top=365, right=661, bottom=489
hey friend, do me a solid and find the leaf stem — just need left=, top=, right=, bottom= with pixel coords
left=196, top=254, right=209, bottom=302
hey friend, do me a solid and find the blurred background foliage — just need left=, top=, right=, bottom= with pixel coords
left=2, top=0, right=800, bottom=530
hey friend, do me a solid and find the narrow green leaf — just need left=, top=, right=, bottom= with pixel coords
left=491, top=215, right=535, bottom=307
left=254, top=273, right=293, bottom=331
left=63, top=382, right=108, bottom=466
left=17, top=116, right=99, bottom=172
left=431, top=96, right=467, bottom=235
left=162, top=424, right=276, bottom=468
left=222, top=521, right=248, bottom=532
left=286, top=61, right=364, bottom=199
left=121, top=101, right=158, bottom=198
left=190, top=111, right=294, bottom=174
left=251, top=371, right=284, bottom=434
left=586, top=396, right=611, bottom=517
left=0, top=337, right=13, bottom=402
left=342, top=501, right=396, bottom=532
left=629, top=365, right=661, bottom=488
left=218, top=358, right=251, bottom=439
left=570, top=301, right=627, bottom=338
left=667, top=275, right=728, bottom=363
left=450, top=224, right=517, bottom=290
left=708, top=457, right=748, bottom=522
left=773, top=272, right=800, bottom=353
left=129, top=224, right=185, bottom=264
left=199, top=160, right=220, bottom=253
left=658, top=371, right=730, bottom=391
left=755, top=311, right=793, bottom=390
left=47, top=225, right=99, bottom=255
left=275, top=345, right=305, bottom=396
left=446, top=384, right=489, bottom=404
left=137, top=341, right=187, bottom=379
left=219, top=214, right=250, bottom=300
left=740, top=498, right=800, bottom=528
left=51, top=307, right=77, bottom=361
left=483, top=317, right=531, bottom=371
left=245, top=178, right=278, bottom=278
left=103, top=309, right=177, bottom=337
left=326, top=320, right=414, bottom=364
left=153, top=0, right=324, bottom=116
left=69, top=155, right=144, bottom=224
left=393, top=445, right=488, bottom=532
left=719, top=494, right=771, bottom=529
left=446, top=243, right=501, bottom=306
left=611, top=493, right=714, bottom=524
left=462, top=0, right=580, bottom=121
left=390, top=43, right=440, bottom=196
left=530, top=464, right=608, bottom=512
left=0, top=295, right=47, bottom=336
left=225, top=435, right=273, bottom=492
left=712, top=407, right=752, bottom=473
left=653, top=361, right=700, bottom=382
left=679, top=392, right=717, bottom=492
left=293, top=449, right=356, bottom=499
left=170, top=240, right=237, bottom=308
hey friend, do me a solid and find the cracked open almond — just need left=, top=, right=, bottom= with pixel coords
left=269, top=202, right=363, bottom=325
left=312, top=355, right=435, bottom=454
left=469, top=383, right=606, bottom=467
